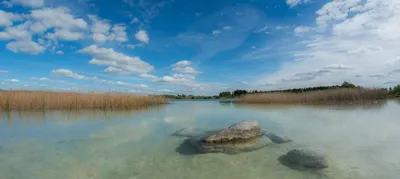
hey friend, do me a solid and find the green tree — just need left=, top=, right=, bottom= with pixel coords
left=219, top=91, right=232, bottom=98
left=341, top=81, right=356, bottom=88
left=391, top=85, right=400, bottom=96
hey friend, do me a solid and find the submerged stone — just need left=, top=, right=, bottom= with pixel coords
left=284, top=149, right=329, bottom=169
left=203, top=120, right=263, bottom=143
left=172, top=128, right=209, bottom=137
left=265, top=133, right=292, bottom=144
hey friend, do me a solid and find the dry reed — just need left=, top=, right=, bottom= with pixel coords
left=238, top=88, right=388, bottom=105
left=0, top=91, right=167, bottom=110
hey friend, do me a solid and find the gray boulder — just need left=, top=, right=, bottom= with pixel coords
left=184, top=120, right=271, bottom=154
left=284, top=149, right=329, bottom=169
left=203, top=120, right=263, bottom=143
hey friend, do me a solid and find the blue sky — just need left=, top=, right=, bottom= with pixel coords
left=1, top=0, right=400, bottom=95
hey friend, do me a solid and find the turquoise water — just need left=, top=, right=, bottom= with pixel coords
left=1, top=100, right=400, bottom=179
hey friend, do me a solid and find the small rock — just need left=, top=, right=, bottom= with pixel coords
left=265, top=133, right=292, bottom=144
left=284, top=149, right=329, bottom=169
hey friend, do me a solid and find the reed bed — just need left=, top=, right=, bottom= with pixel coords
left=238, top=88, right=388, bottom=105
left=0, top=91, right=167, bottom=110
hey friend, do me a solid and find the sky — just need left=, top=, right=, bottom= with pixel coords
left=0, top=0, right=400, bottom=95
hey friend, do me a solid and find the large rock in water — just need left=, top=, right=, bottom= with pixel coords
left=203, top=120, right=263, bottom=143
left=186, top=120, right=271, bottom=154
left=284, top=149, right=329, bottom=169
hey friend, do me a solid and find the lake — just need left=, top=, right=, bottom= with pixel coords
left=1, top=100, right=400, bottom=179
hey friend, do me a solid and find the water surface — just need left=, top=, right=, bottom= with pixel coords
left=1, top=100, right=400, bottom=179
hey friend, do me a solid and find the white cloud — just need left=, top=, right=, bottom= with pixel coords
left=78, top=45, right=154, bottom=74
left=258, top=0, right=400, bottom=89
left=0, top=21, right=32, bottom=40
left=46, top=29, right=84, bottom=41
left=3, top=0, right=44, bottom=8
left=135, top=30, right=149, bottom=44
left=140, top=73, right=157, bottom=79
left=172, top=60, right=191, bottom=67
left=286, top=0, right=311, bottom=7
left=294, top=26, right=311, bottom=36
left=6, top=40, right=45, bottom=55
left=29, top=7, right=87, bottom=34
left=51, top=69, right=85, bottom=79
left=30, top=77, right=73, bottom=85
left=171, top=60, right=200, bottom=74
left=0, top=10, right=23, bottom=26
left=9, top=79, right=19, bottom=82
left=0, top=70, right=8, bottom=73
left=212, top=30, right=221, bottom=36
left=56, top=50, right=64, bottom=55
left=88, top=15, right=110, bottom=33
left=223, top=26, right=232, bottom=30
left=172, top=66, right=200, bottom=74
left=88, top=15, right=128, bottom=43
left=52, top=69, right=148, bottom=88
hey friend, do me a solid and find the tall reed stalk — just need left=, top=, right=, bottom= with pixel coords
left=238, top=88, right=388, bottom=104
left=0, top=91, right=166, bottom=111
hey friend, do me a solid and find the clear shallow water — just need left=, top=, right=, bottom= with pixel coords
left=1, top=100, right=400, bottom=179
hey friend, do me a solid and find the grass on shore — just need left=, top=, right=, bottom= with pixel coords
left=0, top=91, right=166, bottom=111
left=238, top=88, right=388, bottom=105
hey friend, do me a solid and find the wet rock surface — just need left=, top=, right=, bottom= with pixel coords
left=203, top=120, right=263, bottom=143
left=175, top=120, right=272, bottom=154
left=279, top=149, right=329, bottom=170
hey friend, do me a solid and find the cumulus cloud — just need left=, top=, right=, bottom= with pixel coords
left=258, top=0, right=400, bottom=89
left=0, top=10, right=23, bottom=26
left=46, top=29, right=84, bottom=41
left=135, top=30, right=149, bottom=44
left=29, top=7, right=87, bottom=34
left=140, top=73, right=157, bottom=79
left=78, top=45, right=154, bottom=74
left=0, top=7, right=88, bottom=54
left=6, top=40, right=45, bottom=55
left=88, top=15, right=128, bottom=43
left=3, top=0, right=44, bottom=8
left=171, top=60, right=200, bottom=74
left=294, top=26, right=311, bottom=36
left=172, top=66, right=200, bottom=74
left=52, top=69, right=148, bottom=89
left=172, top=60, right=191, bottom=67
left=9, top=79, right=19, bottom=82
left=51, top=69, right=85, bottom=79
left=56, top=50, right=64, bottom=55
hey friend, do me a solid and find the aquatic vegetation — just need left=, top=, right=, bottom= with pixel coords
left=0, top=91, right=166, bottom=110
left=238, top=88, right=388, bottom=104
